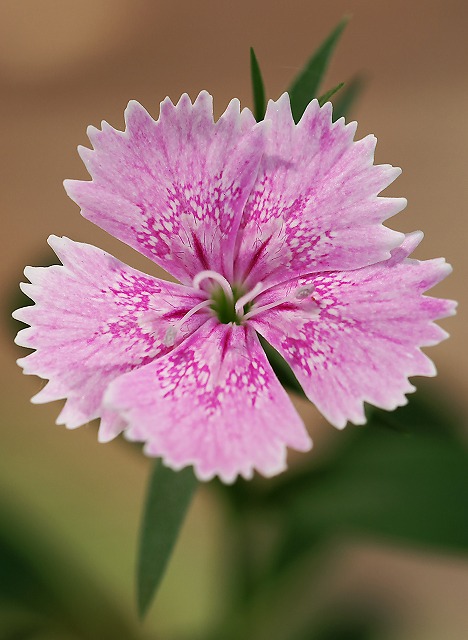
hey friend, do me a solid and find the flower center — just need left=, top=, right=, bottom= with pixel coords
left=162, top=270, right=317, bottom=347
left=192, top=270, right=263, bottom=325
left=210, top=284, right=250, bottom=324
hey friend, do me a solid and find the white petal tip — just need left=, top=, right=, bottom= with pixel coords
left=97, top=432, right=117, bottom=444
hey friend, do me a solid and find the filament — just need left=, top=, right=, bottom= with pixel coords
left=243, top=284, right=317, bottom=321
left=163, top=299, right=212, bottom=347
left=192, top=270, right=233, bottom=300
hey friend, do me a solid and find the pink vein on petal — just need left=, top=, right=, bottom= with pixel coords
left=234, top=94, right=406, bottom=289
left=251, top=232, right=456, bottom=428
left=64, top=92, right=266, bottom=284
left=105, top=319, right=312, bottom=482
left=13, top=235, right=209, bottom=442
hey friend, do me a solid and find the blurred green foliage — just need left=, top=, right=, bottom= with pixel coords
left=0, top=502, right=138, bottom=640
left=211, top=392, right=468, bottom=640
left=222, top=392, right=468, bottom=558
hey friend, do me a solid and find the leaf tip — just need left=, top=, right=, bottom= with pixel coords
left=137, top=587, right=151, bottom=621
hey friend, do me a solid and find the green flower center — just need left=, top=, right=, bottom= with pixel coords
left=162, top=269, right=318, bottom=347
left=210, top=285, right=254, bottom=324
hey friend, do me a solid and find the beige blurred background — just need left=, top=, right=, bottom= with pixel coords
left=2, top=0, right=467, bottom=638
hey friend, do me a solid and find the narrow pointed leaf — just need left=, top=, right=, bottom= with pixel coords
left=318, top=81, right=344, bottom=107
left=332, top=74, right=365, bottom=121
left=250, top=47, right=266, bottom=122
left=258, top=334, right=306, bottom=398
left=137, top=461, right=198, bottom=618
left=288, top=17, right=349, bottom=123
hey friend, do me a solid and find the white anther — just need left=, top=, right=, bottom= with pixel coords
left=295, top=285, right=315, bottom=300
left=192, top=270, right=233, bottom=300
left=163, top=326, right=178, bottom=347
left=163, top=299, right=212, bottom=347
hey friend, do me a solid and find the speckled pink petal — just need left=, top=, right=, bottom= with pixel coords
left=105, top=319, right=311, bottom=482
left=64, top=92, right=265, bottom=284
left=234, top=93, right=406, bottom=289
left=13, top=236, right=209, bottom=442
left=251, top=232, right=456, bottom=428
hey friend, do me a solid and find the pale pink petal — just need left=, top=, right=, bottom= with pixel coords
left=234, top=94, right=406, bottom=289
left=13, top=236, right=209, bottom=441
left=105, top=319, right=311, bottom=482
left=250, top=232, right=456, bottom=428
left=64, top=92, right=265, bottom=284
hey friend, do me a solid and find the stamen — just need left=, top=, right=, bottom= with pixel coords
left=163, top=299, right=212, bottom=347
left=243, top=284, right=318, bottom=321
left=234, top=282, right=264, bottom=317
left=192, top=270, right=234, bottom=300
left=295, top=285, right=315, bottom=299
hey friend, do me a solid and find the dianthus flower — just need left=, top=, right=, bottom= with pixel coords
left=14, top=92, right=455, bottom=482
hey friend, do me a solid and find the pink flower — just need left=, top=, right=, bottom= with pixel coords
left=14, top=92, right=455, bottom=482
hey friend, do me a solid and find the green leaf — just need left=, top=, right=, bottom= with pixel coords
left=137, top=461, right=198, bottom=618
left=265, top=395, right=468, bottom=560
left=0, top=501, right=137, bottom=640
left=288, top=17, right=349, bottom=123
left=318, top=82, right=344, bottom=107
left=332, top=74, right=365, bottom=121
left=250, top=47, right=266, bottom=122
left=294, top=612, right=380, bottom=640
left=258, top=334, right=305, bottom=398
left=291, top=435, right=468, bottom=556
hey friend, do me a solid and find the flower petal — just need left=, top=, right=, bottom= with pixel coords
left=251, top=232, right=456, bottom=428
left=105, top=319, right=312, bottom=483
left=64, top=92, right=265, bottom=283
left=234, top=93, right=405, bottom=289
left=13, top=236, right=208, bottom=441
